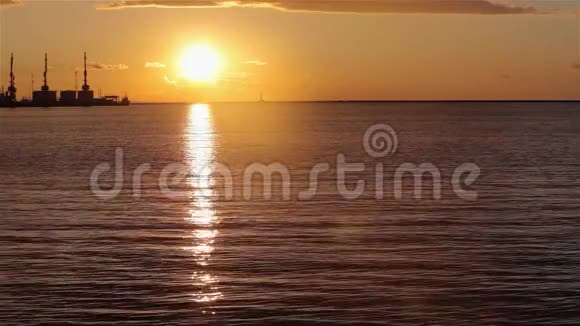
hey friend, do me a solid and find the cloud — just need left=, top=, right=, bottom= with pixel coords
left=164, top=76, right=177, bottom=85
left=145, top=61, right=166, bottom=68
left=572, top=63, right=580, bottom=70
left=87, top=63, right=129, bottom=70
left=99, top=0, right=540, bottom=14
left=245, top=60, right=267, bottom=66
left=0, top=0, right=21, bottom=7
left=500, top=73, right=512, bottom=79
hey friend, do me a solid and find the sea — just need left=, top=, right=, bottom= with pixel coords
left=1, top=102, right=579, bottom=325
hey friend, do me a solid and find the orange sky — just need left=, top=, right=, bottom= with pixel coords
left=1, top=0, right=579, bottom=101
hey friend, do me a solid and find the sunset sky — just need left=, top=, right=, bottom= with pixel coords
left=1, top=0, right=579, bottom=102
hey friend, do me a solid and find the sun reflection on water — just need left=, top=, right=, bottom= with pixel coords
left=185, top=104, right=222, bottom=304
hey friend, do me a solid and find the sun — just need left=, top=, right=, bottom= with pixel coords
left=179, top=45, right=222, bottom=83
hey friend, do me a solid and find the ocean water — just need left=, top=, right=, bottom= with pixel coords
left=1, top=102, right=580, bottom=325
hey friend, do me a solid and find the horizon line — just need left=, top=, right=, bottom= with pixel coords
left=135, top=99, right=580, bottom=105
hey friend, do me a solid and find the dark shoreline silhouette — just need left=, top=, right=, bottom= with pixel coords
left=3, top=100, right=580, bottom=108
left=1, top=52, right=129, bottom=108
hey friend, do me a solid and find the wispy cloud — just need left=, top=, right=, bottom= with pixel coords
left=572, top=63, right=580, bottom=70
left=500, top=73, right=512, bottom=79
left=245, top=60, right=267, bottom=66
left=99, top=0, right=540, bottom=14
left=164, top=76, right=177, bottom=85
left=145, top=61, right=166, bottom=68
left=0, top=0, right=21, bottom=7
left=87, top=63, right=129, bottom=70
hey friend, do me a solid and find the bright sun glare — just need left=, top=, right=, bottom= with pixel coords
left=179, top=45, right=222, bottom=83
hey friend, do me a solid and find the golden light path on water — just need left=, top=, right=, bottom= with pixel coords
left=184, top=104, right=222, bottom=305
